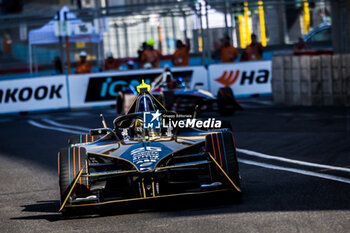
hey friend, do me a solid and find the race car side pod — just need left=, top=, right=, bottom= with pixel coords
left=59, top=168, right=84, bottom=212
left=208, top=153, right=241, bottom=192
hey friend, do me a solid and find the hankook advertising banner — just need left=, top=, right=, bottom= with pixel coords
left=208, top=60, right=272, bottom=96
left=0, top=61, right=271, bottom=114
left=0, top=75, right=68, bottom=114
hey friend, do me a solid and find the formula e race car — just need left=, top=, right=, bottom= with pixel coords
left=116, top=68, right=243, bottom=116
left=58, top=81, right=242, bottom=215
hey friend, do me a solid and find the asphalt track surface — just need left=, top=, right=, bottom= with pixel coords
left=0, top=99, right=349, bottom=233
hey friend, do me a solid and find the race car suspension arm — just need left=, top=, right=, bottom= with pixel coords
left=209, top=153, right=241, bottom=192
left=59, top=168, right=84, bottom=212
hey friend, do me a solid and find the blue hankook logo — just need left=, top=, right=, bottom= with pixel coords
left=143, top=110, right=161, bottom=129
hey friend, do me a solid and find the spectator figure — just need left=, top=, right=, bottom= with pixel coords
left=54, top=56, right=63, bottom=74
left=141, top=39, right=162, bottom=68
left=104, top=51, right=120, bottom=71
left=244, top=34, right=263, bottom=61
left=126, top=60, right=134, bottom=70
left=218, top=36, right=239, bottom=63
left=137, top=42, right=147, bottom=67
left=294, top=37, right=311, bottom=51
left=172, top=38, right=190, bottom=66
left=75, top=51, right=91, bottom=74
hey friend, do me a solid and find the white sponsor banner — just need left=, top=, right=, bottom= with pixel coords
left=68, top=66, right=207, bottom=109
left=0, top=76, right=68, bottom=114
left=208, top=60, right=272, bottom=97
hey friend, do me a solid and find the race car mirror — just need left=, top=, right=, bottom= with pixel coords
left=89, top=128, right=114, bottom=136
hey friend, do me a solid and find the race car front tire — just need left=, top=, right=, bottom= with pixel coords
left=58, top=147, right=88, bottom=204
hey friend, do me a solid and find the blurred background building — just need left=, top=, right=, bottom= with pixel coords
left=0, top=0, right=347, bottom=76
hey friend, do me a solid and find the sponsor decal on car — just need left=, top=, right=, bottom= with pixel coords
left=121, top=141, right=173, bottom=172
left=131, top=146, right=162, bottom=170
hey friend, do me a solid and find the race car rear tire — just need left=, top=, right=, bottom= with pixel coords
left=206, top=129, right=241, bottom=191
left=58, top=147, right=88, bottom=203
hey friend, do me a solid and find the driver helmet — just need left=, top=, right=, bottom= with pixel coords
left=134, top=94, right=162, bottom=138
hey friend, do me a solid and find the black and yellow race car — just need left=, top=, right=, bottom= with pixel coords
left=58, top=81, right=242, bottom=216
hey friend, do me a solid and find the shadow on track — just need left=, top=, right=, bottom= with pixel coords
left=11, top=192, right=242, bottom=222
left=10, top=200, right=61, bottom=222
left=9, top=173, right=350, bottom=222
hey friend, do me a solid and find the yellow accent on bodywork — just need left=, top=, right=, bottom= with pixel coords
left=65, top=189, right=231, bottom=208
left=59, top=168, right=84, bottom=212
left=152, top=178, right=156, bottom=197
left=209, top=154, right=241, bottom=192
left=149, top=92, right=167, bottom=111
left=137, top=79, right=151, bottom=93
left=141, top=178, right=146, bottom=198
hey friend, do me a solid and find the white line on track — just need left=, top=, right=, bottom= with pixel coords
left=237, top=148, right=350, bottom=174
left=42, top=119, right=90, bottom=132
left=27, top=120, right=85, bottom=135
left=238, top=158, right=350, bottom=184
left=26, top=120, right=350, bottom=184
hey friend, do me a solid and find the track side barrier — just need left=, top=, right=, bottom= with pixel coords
left=67, top=66, right=208, bottom=109
left=208, top=60, right=272, bottom=97
left=0, top=75, right=68, bottom=114
left=0, top=61, right=272, bottom=114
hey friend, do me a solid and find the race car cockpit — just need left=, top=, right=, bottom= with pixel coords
left=113, top=80, right=167, bottom=140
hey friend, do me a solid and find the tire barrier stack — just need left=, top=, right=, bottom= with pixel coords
left=272, top=54, right=350, bottom=106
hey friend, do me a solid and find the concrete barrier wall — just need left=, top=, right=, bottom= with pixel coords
left=272, top=54, right=350, bottom=106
